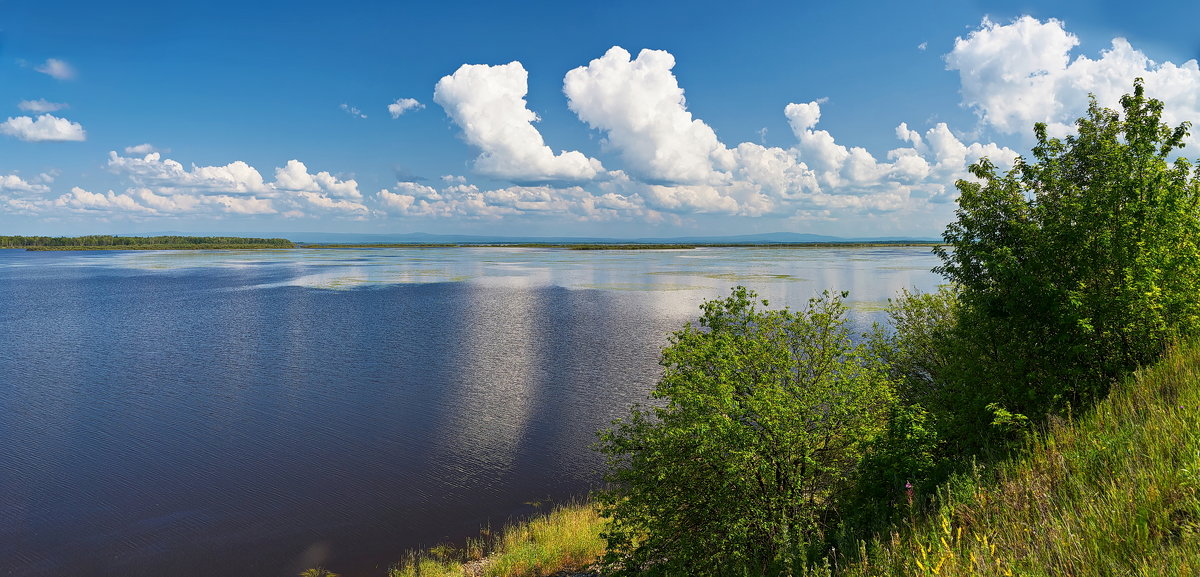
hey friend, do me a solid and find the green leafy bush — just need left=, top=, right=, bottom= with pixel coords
left=935, top=79, right=1200, bottom=436
left=597, top=287, right=895, bottom=576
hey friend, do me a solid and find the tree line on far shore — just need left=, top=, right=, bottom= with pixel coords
left=0, top=235, right=295, bottom=249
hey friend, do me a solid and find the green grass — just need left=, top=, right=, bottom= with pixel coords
left=384, top=501, right=606, bottom=577
left=839, top=340, right=1200, bottom=577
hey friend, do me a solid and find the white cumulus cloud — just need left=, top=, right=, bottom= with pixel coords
left=108, top=152, right=268, bottom=194
left=208, top=195, right=277, bottom=215
left=0, top=174, right=54, bottom=214
left=0, top=114, right=86, bottom=142
left=287, top=190, right=369, bottom=215
left=0, top=174, right=51, bottom=194
left=376, top=180, right=645, bottom=221
left=556, top=46, right=1016, bottom=220
left=54, top=187, right=157, bottom=214
left=434, top=60, right=603, bottom=183
left=785, top=99, right=1018, bottom=204
left=388, top=98, right=424, bottom=118
left=100, top=152, right=368, bottom=218
left=947, top=16, right=1200, bottom=145
left=564, top=46, right=734, bottom=186
left=274, top=159, right=362, bottom=200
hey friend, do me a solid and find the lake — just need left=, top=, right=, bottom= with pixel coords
left=0, top=246, right=942, bottom=576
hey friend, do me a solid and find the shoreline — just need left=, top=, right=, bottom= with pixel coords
left=8, top=241, right=941, bottom=252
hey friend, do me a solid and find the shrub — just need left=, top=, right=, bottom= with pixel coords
left=596, top=287, right=895, bottom=576
left=935, top=79, right=1200, bottom=431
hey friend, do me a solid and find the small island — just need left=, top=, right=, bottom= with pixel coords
left=0, top=235, right=296, bottom=250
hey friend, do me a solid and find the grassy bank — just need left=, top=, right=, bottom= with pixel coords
left=839, top=340, right=1200, bottom=576
left=384, top=502, right=605, bottom=577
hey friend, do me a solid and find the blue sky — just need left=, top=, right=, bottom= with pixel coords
left=2, top=0, right=1199, bottom=238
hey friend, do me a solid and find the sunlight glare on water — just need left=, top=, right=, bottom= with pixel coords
left=0, top=246, right=941, bottom=577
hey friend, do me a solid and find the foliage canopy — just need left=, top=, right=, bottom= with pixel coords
left=592, top=80, right=1200, bottom=576
left=933, top=79, right=1200, bottom=430
left=597, top=287, right=894, bottom=576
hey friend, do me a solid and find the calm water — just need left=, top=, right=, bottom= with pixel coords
left=0, top=246, right=941, bottom=577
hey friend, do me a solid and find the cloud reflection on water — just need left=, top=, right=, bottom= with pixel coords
left=42, top=246, right=946, bottom=314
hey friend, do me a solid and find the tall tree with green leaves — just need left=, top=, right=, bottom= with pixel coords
left=934, top=79, right=1200, bottom=432
left=596, top=287, right=895, bottom=576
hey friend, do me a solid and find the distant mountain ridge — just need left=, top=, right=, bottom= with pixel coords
left=139, top=231, right=938, bottom=244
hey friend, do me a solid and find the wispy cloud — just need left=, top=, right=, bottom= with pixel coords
left=388, top=97, right=424, bottom=118
left=340, top=103, right=368, bottom=119
left=124, top=143, right=162, bottom=155
left=18, top=99, right=68, bottom=113
left=35, top=58, right=76, bottom=80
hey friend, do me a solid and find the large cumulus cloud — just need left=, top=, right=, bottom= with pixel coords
left=564, top=47, right=734, bottom=186
left=400, top=43, right=1027, bottom=226
left=947, top=16, right=1200, bottom=144
left=434, top=61, right=604, bottom=183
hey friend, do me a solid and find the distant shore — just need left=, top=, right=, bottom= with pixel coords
left=3, top=235, right=939, bottom=251
left=297, top=242, right=939, bottom=250
left=0, top=235, right=295, bottom=250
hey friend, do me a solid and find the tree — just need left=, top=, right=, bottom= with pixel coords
left=596, top=287, right=895, bottom=576
left=934, top=79, right=1200, bottom=428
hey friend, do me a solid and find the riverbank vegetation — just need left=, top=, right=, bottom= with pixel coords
left=839, top=338, right=1200, bottom=576
left=577, top=79, right=1200, bottom=576
left=385, top=502, right=605, bottom=577
left=0, top=235, right=294, bottom=250
left=308, top=81, right=1200, bottom=576
left=598, top=288, right=896, bottom=575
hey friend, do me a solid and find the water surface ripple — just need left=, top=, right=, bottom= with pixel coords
left=0, top=247, right=941, bottom=576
